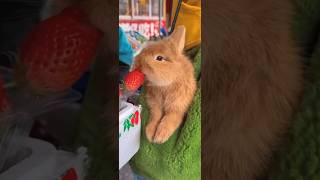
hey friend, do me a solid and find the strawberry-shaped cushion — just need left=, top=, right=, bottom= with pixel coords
left=124, top=70, right=145, bottom=92
left=0, top=77, right=10, bottom=112
left=18, top=5, right=103, bottom=93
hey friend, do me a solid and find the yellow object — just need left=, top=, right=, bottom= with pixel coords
left=139, top=0, right=147, bottom=5
left=171, top=0, right=201, bottom=50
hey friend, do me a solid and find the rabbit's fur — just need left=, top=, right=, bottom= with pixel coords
left=133, top=26, right=197, bottom=143
left=202, top=0, right=303, bottom=179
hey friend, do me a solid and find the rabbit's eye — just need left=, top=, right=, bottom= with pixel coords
left=155, top=56, right=164, bottom=61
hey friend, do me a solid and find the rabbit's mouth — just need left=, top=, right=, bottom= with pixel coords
left=139, top=65, right=174, bottom=86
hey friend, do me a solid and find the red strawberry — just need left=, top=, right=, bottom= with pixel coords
left=0, top=77, right=10, bottom=112
left=124, top=70, right=145, bottom=92
left=19, top=6, right=103, bottom=93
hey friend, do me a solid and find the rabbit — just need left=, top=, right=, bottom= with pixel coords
left=202, top=0, right=303, bottom=179
left=133, top=26, right=197, bottom=143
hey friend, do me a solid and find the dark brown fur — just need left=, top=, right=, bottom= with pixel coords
left=202, top=0, right=303, bottom=179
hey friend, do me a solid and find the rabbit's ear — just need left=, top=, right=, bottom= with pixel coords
left=169, top=25, right=186, bottom=53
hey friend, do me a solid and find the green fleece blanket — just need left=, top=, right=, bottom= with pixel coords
left=130, top=48, right=201, bottom=180
left=267, top=0, right=320, bottom=179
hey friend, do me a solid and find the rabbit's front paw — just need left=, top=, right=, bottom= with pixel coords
left=145, top=122, right=157, bottom=142
left=153, top=122, right=172, bottom=144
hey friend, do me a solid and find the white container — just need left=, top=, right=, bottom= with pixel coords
left=119, top=101, right=141, bottom=169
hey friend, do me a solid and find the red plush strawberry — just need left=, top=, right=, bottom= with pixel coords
left=124, top=70, right=145, bottom=92
left=19, top=5, right=103, bottom=93
left=0, top=77, right=10, bottom=112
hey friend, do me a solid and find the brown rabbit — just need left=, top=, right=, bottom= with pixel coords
left=202, top=0, right=303, bottom=180
left=133, top=26, right=197, bottom=143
